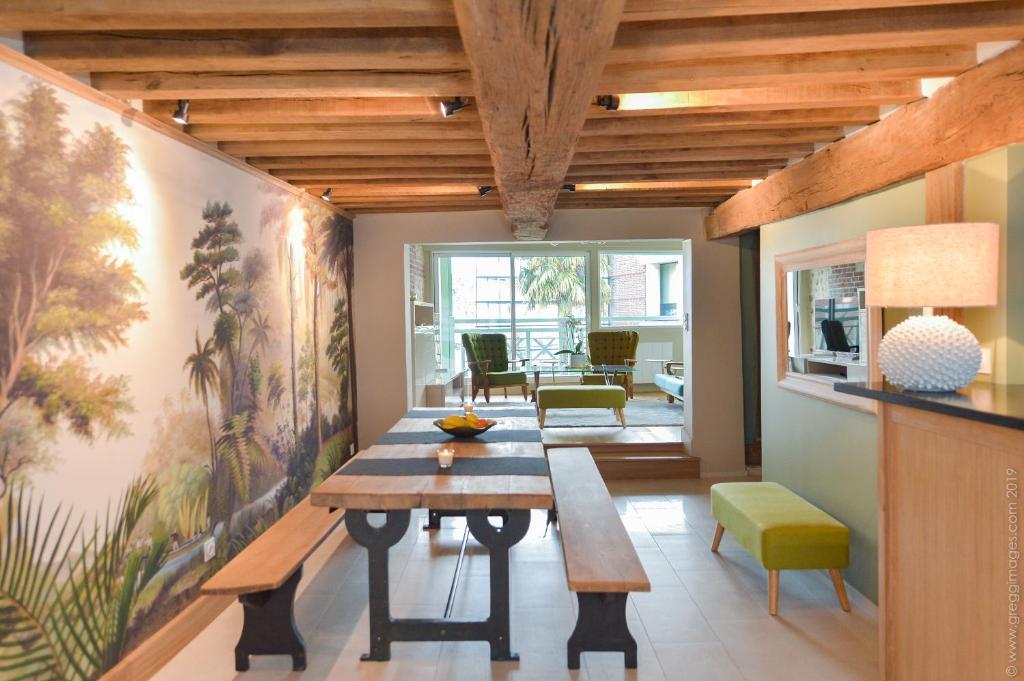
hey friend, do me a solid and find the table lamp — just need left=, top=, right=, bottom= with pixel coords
left=866, top=222, right=999, bottom=392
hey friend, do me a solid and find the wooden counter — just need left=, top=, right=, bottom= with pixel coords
left=837, top=382, right=1024, bottom=681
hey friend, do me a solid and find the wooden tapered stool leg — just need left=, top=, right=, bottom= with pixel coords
left=711, top=523, right=725, bottom=552
left=538, top=409, right=546, bottom=428
left=829, top=569, right=851, bottom=612
left=615, top=408, right=627, bottom=427
left=768, top=570, right=780, bottom=616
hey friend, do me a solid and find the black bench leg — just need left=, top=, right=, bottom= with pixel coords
left=234, top=566, right=306, bottom=672
left=567, top=592, right=637, bottom=670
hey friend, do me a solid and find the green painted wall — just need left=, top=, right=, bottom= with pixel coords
left=759, top=179, right=927, bottom=602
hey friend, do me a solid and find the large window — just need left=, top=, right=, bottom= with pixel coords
left=599, top=252, right=684, bottom=327
left=435, top=253, right=587, bottom=373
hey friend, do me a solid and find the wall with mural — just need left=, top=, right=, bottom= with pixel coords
left=0, top=58, right=356, bottom=679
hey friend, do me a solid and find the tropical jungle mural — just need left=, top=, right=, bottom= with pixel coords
left=0, top=67, right=356, bottom=680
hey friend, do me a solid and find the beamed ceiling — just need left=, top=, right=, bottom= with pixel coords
left=5, top=0, right=1022, bottom=238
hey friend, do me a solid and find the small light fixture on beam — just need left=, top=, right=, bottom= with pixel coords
left=478, top=185, right=494, bottom=197
left=595, top=95, right=620, bottom=111
left=440, top=97, right=469, bottom=118
left=320, top=188, right=333, bottom=201
left=171, top=99, right=191, bottom=125
left=562, top=184, right=576, bottom=192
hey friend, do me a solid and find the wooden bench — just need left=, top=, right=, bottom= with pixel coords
left=548, top=448, right=650, bottom=669
left=201, top=497, right=343, bottom=671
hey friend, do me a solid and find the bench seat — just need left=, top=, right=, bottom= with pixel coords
left=536, top=385, right=627, bottom=428
left=653, top=373, right=685, bottom=402
left=201, top=497, right=343, bottom=671
left=549, top=448, right=650, bottom=669
left=710, top=482, right=850, bottom=615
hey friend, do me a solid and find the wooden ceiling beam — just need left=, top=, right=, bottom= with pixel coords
left=453, top=0, right=625, bottom=239
left=248, top=154, right=494, bottom=169
left=293, top=182, right=483, bottom=197
left=143, top=97, right=470, bottom=124
left=608, top=1, right=1024, bottom=65
left=599, top=44, right=975, bottom=93
left=580, top=107, right=879, bottom=135
left=586, top=81, right=921, bottom=115
left=90, top=70, right=473, bottom=99
left=188, top=122, right=484, bottom=142
left=571, top=144, right=816, bottom=165
left=705, top=42, right=1024, bottom=238
left=576, top=127, right=845, bottom=152
left=271, top=167, right=496, bottom=181
left=218, top=139, right=489, bottom=157
left=567, top=160, right=789, bottom=174
left=4, top=0, right=994, bottom=31
left=24, top=28, right=467, bottom=73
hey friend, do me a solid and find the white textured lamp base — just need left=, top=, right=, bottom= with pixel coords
left=878, top=315, right=981, bottom=392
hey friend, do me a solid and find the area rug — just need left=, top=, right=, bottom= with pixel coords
left=541, top=398, right=684, bottom=427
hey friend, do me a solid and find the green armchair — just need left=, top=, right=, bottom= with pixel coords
left=461, top=333, right=529, bottom=403
left=580, top=330, right=639, bottom=398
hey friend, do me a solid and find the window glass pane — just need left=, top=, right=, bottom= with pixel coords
left=599, top=251, right=684, bottom=327
left=513, top=255, right=587, bottom=362
left=437, top=254, right=513, bottom=373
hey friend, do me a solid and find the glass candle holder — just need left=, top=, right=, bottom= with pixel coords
left=463, top=401, right=475, bottom=414
left=437, top=447, right=455, bottom=469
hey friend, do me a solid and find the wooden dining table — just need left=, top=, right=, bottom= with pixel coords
left=310, top=406, right=552, bottom=662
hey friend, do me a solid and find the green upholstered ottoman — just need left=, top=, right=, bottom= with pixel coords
left=710, top=482, right=851, bottom=615
left=536, top=385, right=627, bottom=428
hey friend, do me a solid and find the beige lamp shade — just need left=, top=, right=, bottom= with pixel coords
left=865, top=222, right=999, bottom=308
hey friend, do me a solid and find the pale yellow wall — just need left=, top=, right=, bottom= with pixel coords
left=353, top=208, right=747, bottom=476
left=760, top=179, right=927, bottom=601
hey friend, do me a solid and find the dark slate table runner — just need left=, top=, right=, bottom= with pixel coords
left=338, top=456, right=549, bottom=477
left=377, top=429, right=542, bottom=445
left=406, top=408, right=538, bottom=419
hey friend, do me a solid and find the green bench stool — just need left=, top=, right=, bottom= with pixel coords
left=710, top=482, right=851, bottom=615
left=536, top=385, right=627, bottom=428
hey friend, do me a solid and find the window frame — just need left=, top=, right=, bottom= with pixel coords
left=596, top=249, right=686, bottom=329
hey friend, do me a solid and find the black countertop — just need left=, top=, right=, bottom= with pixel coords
left=835, top=381, right=1024, bottom=431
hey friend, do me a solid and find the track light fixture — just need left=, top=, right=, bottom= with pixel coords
left=562, top=184, right=576, bottom=192
left=171, top=99, right=191, bottom=125
left=320, top=188, right=333, bottom=201
left=440, top=97, right=469, bottom=118
left=595, top=95, right=620, bottom=112
left=478, top=185, right=494, bottom=197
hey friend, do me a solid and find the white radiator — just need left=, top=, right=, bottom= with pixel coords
left=636, top=341, right=674, bottom=383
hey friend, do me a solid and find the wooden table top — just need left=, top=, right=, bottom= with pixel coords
left=310, top=409, right=552, bottom=511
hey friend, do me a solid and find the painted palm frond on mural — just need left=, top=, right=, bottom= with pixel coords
left=0, top=477, right=165, bottom=680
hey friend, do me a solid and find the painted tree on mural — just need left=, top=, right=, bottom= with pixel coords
left=0, top=81, right=145, bottom=497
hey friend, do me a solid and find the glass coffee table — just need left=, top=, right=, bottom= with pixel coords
left=527, top=361, right=637, bottom=402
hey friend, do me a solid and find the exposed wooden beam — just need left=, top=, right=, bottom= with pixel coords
left=248, top=154, right=494, bottom=169
left=295, top=182, right=482, bottom=197
left=599, top=45, right=976, bottom=93
left=271, top=167, right=496, bottom=181
left=571, top=144, right=816, bottom=165
left=705, top=42, right=1024, bottom=238
left=622, top=0, right=1005, bottom=21
left=565, top=169, right=776, bottom=183
left=587, top=81, right=921, bottom=115
left=580, top=107, right=879, bottom=135
left=2, top=0, right=995, bottom=30
left=143, top=97, right=468, bottom=124
left=25, top=28, right=467, bottom=73
left=576, top=127, right=845, bottom=152
left=90, top=70, right=473, bottom=99
left=608, top=1, right=1024, bottom=64
left=218, top=139, right=489, bottom=157
left=188, top=122, right=485, bottom=142
left=567, top=160, right=789, bottom=175
left=453, top=0, right=625, bottom=239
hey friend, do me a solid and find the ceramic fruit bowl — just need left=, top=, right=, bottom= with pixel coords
left=433, top=418, right=497, bottom=438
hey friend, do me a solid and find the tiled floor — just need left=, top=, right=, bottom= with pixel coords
left=157, top=477, right=879, bottom=681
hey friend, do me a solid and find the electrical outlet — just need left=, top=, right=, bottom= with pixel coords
left=979, top=347, right=993, bottom=375
left=350, top=443, right=355, bottom=456
left=203, top=538, right=216, bottom=563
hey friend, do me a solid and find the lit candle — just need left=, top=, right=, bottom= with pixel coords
left=463, top=401, right=475, bottom=414
left=437, top=447, right=455, bottom=469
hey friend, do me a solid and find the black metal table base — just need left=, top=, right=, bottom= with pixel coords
left=234, top=566, right=306, bottom=672
left=567, top=592, right=638, bottom=669
left=346, top=508, right=530, bottom=661
left=423, top=508, right=464, bottom=530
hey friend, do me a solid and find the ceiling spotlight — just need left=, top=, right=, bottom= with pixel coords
left=440, top=97, right=468, bottom=118
left=478, top=185, right=494, bottom=197
left=171, top=99, right=191, bottom=125
left=595, top=95, right=620, bottom=112
left=562, top=184, right=576, bottom=192
left=320, top=188, right=333, bottom=201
